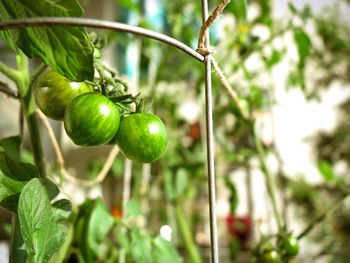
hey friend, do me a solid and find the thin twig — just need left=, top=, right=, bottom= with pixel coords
left=211, top=57, right=248, bottom=120
left=37, top=109, right=120, bottom=187
left=297, top=194, right=348, bottom=240
left=251, top=122, right=284, bottom=231
left=0, top=81, right=19, bottom=98
left=29, top=63, right=47, bottom=85
left=197, top=0, right=231, bottom=54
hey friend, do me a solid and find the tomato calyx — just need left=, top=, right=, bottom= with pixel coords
left=93, top=61, right=145, bottom=116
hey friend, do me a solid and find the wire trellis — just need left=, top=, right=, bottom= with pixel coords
left=0, top=0, right=220, bottom=261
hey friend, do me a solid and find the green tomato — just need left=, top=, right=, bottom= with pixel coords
left=34, top=69, right=94, bottom=120
left=260, top=250, right=281, bottom=263
left=114, top=112, right=167, bottom=163
left=253, top=242, right=281, bottom=263
left=64, top=92, right=120, bottom=146
left=278, top=235, right=299, bottom=258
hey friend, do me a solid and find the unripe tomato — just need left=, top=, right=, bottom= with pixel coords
left=34, top=69, right=94, bottom=120
left=260, top=250, right=281, bottom=263
left=114, top=113, right=167, bottom=163
left=253, top=242, right=281, bottom=263
left=278, top=235, right=299, bottom=258
left=64, top=92, right=120, bottom=146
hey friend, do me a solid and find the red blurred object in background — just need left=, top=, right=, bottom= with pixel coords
left=225, top=214, right=252, bottom=250
left=111, top=205, right=122, bottom=219
left=189, top=122, right=201, bottom=141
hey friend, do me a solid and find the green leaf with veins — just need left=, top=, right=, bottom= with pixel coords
left=0, top=136, right=21, bottom=161
left=76, top=199, right=115, bottom=263
left=0, top=0, right=94, bottom=81
left=153, top=236, right=183, bottom=263
left=18, top=178, right=68, bottom=263
left=0, top=146, right=37, bottom=211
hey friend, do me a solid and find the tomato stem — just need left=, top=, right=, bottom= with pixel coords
left=297, top=193, right=348, bottom=240
left=175, top=203, right=202, bottom=263
left=15, top=52, right=47, bottom=179
left=249, top=121, right=283, bottom=231
left=0, top=59, right=20, bottom=81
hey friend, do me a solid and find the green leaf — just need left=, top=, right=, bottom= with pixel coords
left=11, top=216, right=28, bottom=263
left=0, top=136, right=21, bottom=161
left=226, top=0, right=247, bottom=22
left=288, top=2, right=298, bottom=15
left=0, top=148, right=37, bottom=211
left=317, top=160, right=342, bottom=184
left=263, top=49, right=285, bottom=69
left=153, top=236, right=183, bottom=263
left=42, top=178, right=60, bottom=200
left=0, top=1, right=18, bottom=51
left=0, top=0, right=94, bottom=81
left=294, top=28, right=311, bottom=64
left=126, top=199, right=142, bottom=218
left=130, top=228, right=153, bottom=263
left=52, top=199, right=72, bottom=220
left=117, top=0, right=141, bottom=12
left=0, top=180, right=21, bottom=211
left=0, top=149, right=60, bottom=212
left=116, top=230, right=130, bottom=252
left=0, top=165, right=25, bottom=211
left=77, top=199, right=115, bottom=263
left=18, top=178, right=68, bottom=263
left=0, top=150, right=38, bottom=182
left=51, top=223, right=74, bottom=263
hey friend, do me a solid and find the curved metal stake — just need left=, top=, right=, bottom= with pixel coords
left=200, top=0, right=220, bottom=262
left=0, top=17, right=204, bottom=62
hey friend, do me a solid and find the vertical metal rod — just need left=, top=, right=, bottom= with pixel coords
left=119, top=158, right=132, bottom=263
left=200, top=0, right=220, bottom=262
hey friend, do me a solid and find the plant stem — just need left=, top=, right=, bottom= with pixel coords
left=15, top=53, right=46, bottom=178
left=29, top=63, right=47, bottom=85
left=10, top=216, right=27, bottom=263
left=175, top=202, right=202, bottom=263
left=0, top=60, right=19, bottom=80
left=249, top=121, right=283, bottom=231
left=297, top=194, right=348, bottom=240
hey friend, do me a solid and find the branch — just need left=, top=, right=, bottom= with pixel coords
left=29, top=63, right=47, bottom=86
left=0, top=60, right=19, bottom=81
left=197, top=0, right=231, bottom=54
left=37, top=109, right=119, bottom=187
left=0, top=81, right=18, bottom=98
left=251, top=122, right=284, bottom=231
left=297, top=194, right=347, bottom=240
left=211, top=58, right=248, bottom=120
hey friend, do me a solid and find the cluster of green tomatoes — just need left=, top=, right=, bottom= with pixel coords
left=34, top=69, right=167, bottom=163
left=252, top=233, right=299, bottom=263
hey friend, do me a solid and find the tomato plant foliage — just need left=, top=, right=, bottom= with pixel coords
left=18, top=179, right=69, bottom=263
left=0, top=137, right=70, bottom=263
left=0, top=0, right=94, bottom=81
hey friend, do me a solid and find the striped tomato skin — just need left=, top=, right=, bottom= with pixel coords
left=34, top=69, right=94, bottom=120
left=115, top=113, right=167, bottom=163
left=64, top=92, right=120, bottom=146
